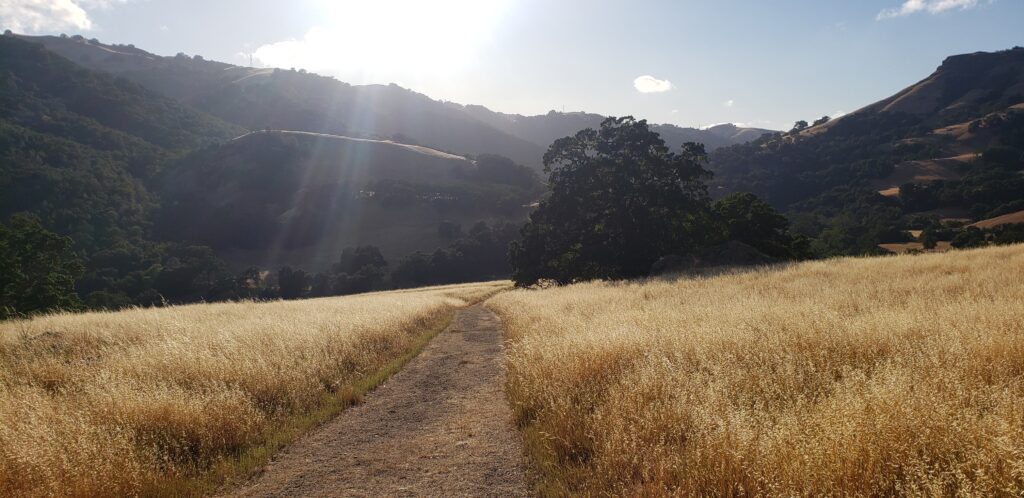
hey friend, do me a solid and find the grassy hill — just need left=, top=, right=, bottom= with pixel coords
left=158, top=131, right=540, bottom=269
left=490, top=243, right=1024, bottom=496
left=0, top=36, right=539, bottom=310
left=710, top=47, right=1024, bottom=255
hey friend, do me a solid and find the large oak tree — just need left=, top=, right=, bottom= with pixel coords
left=510, top=117, right=718, bottom=285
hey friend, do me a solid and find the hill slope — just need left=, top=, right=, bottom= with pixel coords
left=158, top=131, right=540, bottom=269
left=710, top=47, right=1024, bottom=255
left=0, top=35, right=242, bottom=251
left=17, top=34, right=547, bottom=167
left=20, top=34, right=771, bottom=168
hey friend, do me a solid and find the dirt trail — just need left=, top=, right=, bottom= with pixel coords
left=227, top=305, right=529, bottom=498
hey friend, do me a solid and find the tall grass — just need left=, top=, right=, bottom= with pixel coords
left=0, top=281, right=507, bottom=497
left=489, top=245, right=1024, bottom=496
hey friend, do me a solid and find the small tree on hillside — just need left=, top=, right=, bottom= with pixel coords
left=0, top=215, right=84, bottom=318
left=509, top=116, right=717, bottom=286
left=278, top=266, right=309, bottom=299
left=714, top=193, right=808, bottom=259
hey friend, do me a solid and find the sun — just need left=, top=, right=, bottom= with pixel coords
left=296, top=0, right=511, bottom=75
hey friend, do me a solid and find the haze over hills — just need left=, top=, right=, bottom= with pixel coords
left=451, top=105, right=775, bottom=156
left=159, top=130, right=539, bottom=269
left=16, top=34, right=772, bottom=168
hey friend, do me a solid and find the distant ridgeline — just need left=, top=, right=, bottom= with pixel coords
left=2, top=32, right=1022, bottom=317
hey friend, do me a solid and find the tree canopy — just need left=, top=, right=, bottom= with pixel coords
left=0, top=215, right=83, bottom=319
left=510, top=116, right=717, bottom=285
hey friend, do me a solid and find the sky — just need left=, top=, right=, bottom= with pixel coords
left=2, top=0, right=1022, bottom=130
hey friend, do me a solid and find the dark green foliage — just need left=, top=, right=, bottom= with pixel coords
left=393, top=222, right=520, bottom=287
left=921, top=230, right=939, bottom=249
left=469, top=154, right=541, bottom=190
left=152, top=245, right=232, bottom=304
left=714, top=193, right=809, bottom=259
left=159, top=133, right=538, bottom=252
left=0, top=37, right=243, bottom=316
left=510, top=117, right=717, bottom=286
left=950, top=223, right=1024, bottom=248
left=0, top=215, right=83, bottom=319
left=951, top=227, right=988, bottom=248
left=277, top=266, right=309, bottom=300
left=331, top=246, right=388, bottom=295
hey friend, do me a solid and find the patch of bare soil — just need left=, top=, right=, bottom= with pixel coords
left=226, top=305, right=529, bottom=498
left=971, top=210, right=1024, bottom=229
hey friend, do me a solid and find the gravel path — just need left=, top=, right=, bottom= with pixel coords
left=227, top=305, right=529, bottom=498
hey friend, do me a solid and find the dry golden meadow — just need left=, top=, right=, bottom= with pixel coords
left=0, top=281, right=507, bottom=497
left=4, top=245, right=1024, bottom=498
left=489, top=244, right=1024, bottom=496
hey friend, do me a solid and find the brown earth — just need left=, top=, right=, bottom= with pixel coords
left=970, top=209, right=1024, bottom=229
left=226, top=305, right=529, bottom=498
left=878, top=241, right=953, bottom=254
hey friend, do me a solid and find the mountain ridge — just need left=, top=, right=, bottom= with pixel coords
left=15, top=33, right=772, bottom=168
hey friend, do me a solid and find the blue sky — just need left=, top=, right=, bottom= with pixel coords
left=3, top=0, right=1022, bottom=129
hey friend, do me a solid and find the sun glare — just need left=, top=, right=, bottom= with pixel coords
left=254, top=0, right=511, bottom=78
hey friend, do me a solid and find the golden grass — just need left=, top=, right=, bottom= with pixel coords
left=488, top=245, right=1024, bottom=496
left=0, top=281, right=508, bottom=497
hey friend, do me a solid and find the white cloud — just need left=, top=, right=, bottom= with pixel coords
left=0, top=0, right=130, bottom=34
left=877, top=0, right=985, bottom=20
left=723, top=99, right=735, bottom=108
left=633, top=75, right=673, bottom=93
left=671, top=109, right=679, bottom=114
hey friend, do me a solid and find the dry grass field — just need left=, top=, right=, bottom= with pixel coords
left=489, top=245, right=1024, bottom=496
left=0, top=281, right=507, bottom=497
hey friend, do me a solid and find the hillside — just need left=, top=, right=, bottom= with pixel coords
left=17, top=34, right=546, bottom=167
left=710, top=47, right=1024, bottom=255
left=158, top=130, right=540, bottom=269
left=0, top=36, right=538, bottom=310
left=0, top=35, right=242, bottom=252
left=19, top=34, right=770, bottom=169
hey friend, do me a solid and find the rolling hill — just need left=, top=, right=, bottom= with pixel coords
left=0, top=34, right=540, bottom=308
left=0, top=35, right=242, bottom=252
left=158, top=130, right=539, bottom=270
left=710, top=47, right=1024, bottom=255
left=18, top=34, right=771, bottom=169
